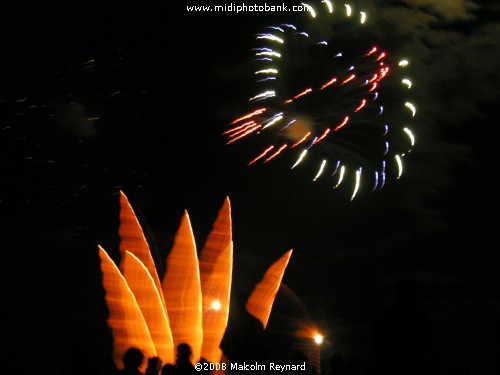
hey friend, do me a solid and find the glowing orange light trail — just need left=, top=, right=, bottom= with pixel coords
left=223, top=121, right=256, bottom=135
left=342, top=74, right=356, bottom=85
left=162, top=212, right=203, bottom=364
left=230, top=108, right=267, bottom=125
left=334, top=116, right=350, bottom=131
left=292, top=132, right=311, bottom=148
left=119, top=191, right=165, bottom=309
left=284, top=88, right=313, bottom=104
left=313, top=128, right=331, bottom=144
left=98, top=245, right=157, bottom=370
left=378, top=67, right=389, bottom=80
left=122, top=251, right=174, bottom=365
left=354, top=99, right=367, bottom=112
left=200, top=198, right=233, bottom=364
left=365, top=46, right=377, bottom=56
left=225, top=122, right=260, bottom=139
left=248, top=146, right=275, bottom=165
left=264, top=144, right=288, bottom=163
left=320, top=77, right=337, bottom=90
left=225, top=124, right=261, bottom=145
left=246, top=250, right=293, bottom=329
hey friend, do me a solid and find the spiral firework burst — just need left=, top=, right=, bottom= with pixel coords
left=226, top=1, right=417, bottom=200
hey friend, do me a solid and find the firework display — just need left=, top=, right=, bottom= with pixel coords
left=226, top=1, right=416, bottom=200
left=100, top=192, right=296, bottom=369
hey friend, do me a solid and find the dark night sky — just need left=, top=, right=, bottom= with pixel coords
left=2, top=0, right=499, bottom=374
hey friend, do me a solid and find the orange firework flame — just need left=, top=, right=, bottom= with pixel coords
left=98, top=192, right=294, bottom=370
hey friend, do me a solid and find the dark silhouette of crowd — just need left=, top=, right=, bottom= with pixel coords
left=118, top=348, right=146, bottom=375
left=117, top=344, right=318, bottom=375
left=117, top=344, right=203, bottom=375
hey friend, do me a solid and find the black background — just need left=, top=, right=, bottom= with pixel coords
left=2, top=1, right=499, bottom=373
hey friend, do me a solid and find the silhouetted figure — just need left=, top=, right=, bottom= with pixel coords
left=160, top=364, right=177, bottom=375
left=176, top=343, right=197, bottom=375
left=372, top=279, right=433, bottom=375
left=118, top=347, right=145, bottom=375
left=146, top=357, right=163, bottom=375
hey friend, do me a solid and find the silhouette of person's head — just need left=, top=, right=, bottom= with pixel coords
left=146, top=356, right=163, bottom=374
left=149, top=357, right=162, bottom=367
left=175, top=344, right=196, bottom=374
left=161, top=364, right=177, bottom=375
left=176, top=343, right=192, bottom=362
left=123, top=347, right=145, bottom=369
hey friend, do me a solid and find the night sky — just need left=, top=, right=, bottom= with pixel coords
left=2, top=1, right=500, bottom=374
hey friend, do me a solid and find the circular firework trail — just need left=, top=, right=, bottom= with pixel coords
left=225, top=1, right=417, bottom=201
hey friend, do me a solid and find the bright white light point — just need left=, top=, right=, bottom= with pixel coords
left=399, top=60, right=409, bottom=67
left=405, top=102, right=416, bottom=117
left=372, top=171, right=379, bottom=192
left=335, top=166, right=346, bottom=187
left=314, top=334, right=324, bottom=345
left=291, top=150, right=308, bottom=169
left=256, top=34, right=284, bottom=44
left=395, top=155, right=403, bottom=179
left=313, top=160, right=327, bottom=181
left=402, top=78, right=412, bottom=89
left=267, top=26, right=284, bottom=32
left=249, top=91, right=275, bottom=101
left=322, top=0, right=333, bottom=13
left=351, top=168, right=361, bottom=201
left=211, top=300, right=221, bottom=311
left=345, top=4, right=352, bottom=16
left=256, top=51, right=281, bottom=58
left=302, top=3, right=317, bottom=18
left=360, top=11, right=367, bottom=24
left=255, top=68, right=278, bottom=75
left=403, top=127, right=415, bottom=146
left=262, top=114, right=283, bottom=129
